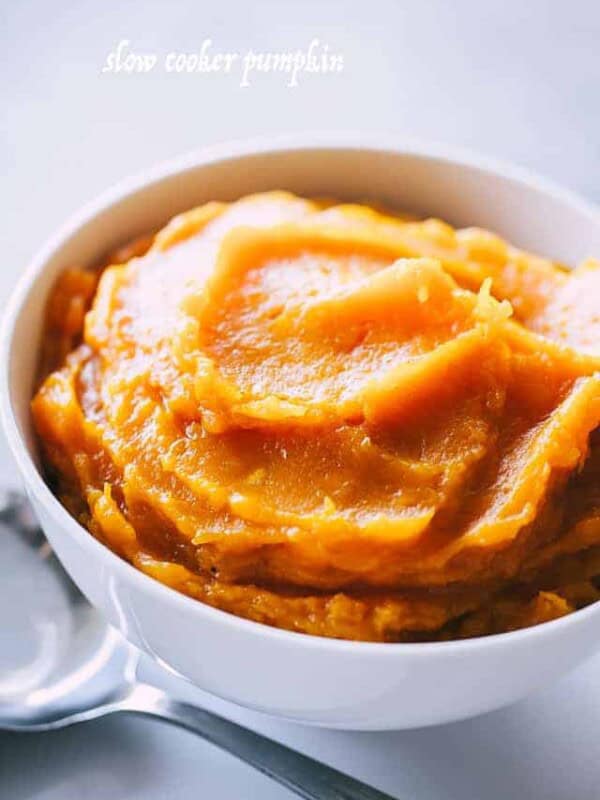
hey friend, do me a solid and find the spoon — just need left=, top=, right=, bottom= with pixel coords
left=0, top=490, right=396, bottom=800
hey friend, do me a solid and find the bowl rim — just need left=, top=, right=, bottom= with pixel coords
left=3, top=130, right=600, bottom=656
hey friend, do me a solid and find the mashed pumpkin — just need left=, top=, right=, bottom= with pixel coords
left=32, top=192, right=600, bottom=641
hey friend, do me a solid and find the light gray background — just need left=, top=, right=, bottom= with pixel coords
left=1, top=1, right=599, bottom=798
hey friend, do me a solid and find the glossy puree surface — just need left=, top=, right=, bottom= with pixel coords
left=32, top=192, right=600, bottom=641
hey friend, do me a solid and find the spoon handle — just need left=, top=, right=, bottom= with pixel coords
left=117, top=682, right=397, bottom=800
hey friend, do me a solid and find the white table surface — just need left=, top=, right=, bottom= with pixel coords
left=2, top=1, right=600, bottom=797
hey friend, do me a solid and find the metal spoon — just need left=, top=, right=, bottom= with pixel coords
left=0, top=490, right=396, bottom=800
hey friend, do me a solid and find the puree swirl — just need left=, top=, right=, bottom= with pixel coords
left=32, top=192, right=600, bottom=641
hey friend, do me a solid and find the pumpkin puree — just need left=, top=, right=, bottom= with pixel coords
left=32, top=192, right=600, bottom=641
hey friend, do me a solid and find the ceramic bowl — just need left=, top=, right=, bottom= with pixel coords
left=3, top=134, right=600, bottom=730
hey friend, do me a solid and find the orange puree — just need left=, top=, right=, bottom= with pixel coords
left=32, top=192, right=600, bottom=641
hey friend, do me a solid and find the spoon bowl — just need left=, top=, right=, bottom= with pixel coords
left=0, top=491, right=138, bottom=730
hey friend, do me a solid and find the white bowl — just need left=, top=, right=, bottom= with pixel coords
left=3, top=134, right=600, bottom=731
